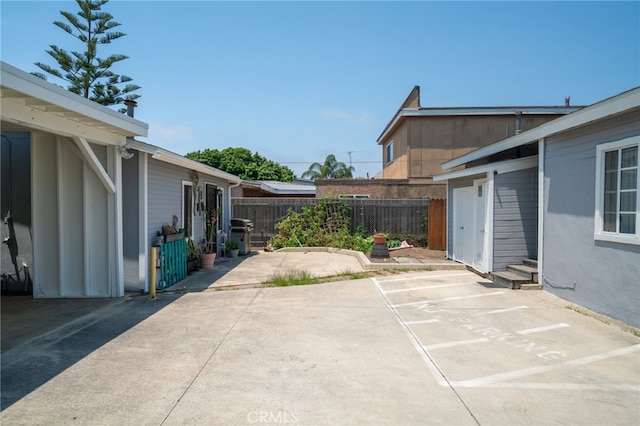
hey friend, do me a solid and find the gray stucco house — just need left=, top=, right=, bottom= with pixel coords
left=434, top=88, right=640, bottom=328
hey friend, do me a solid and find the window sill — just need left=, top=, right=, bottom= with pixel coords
left=594, top=233, right=640, bottom=246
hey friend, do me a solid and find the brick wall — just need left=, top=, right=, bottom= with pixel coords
left=315, top=179, right=447, bottom=199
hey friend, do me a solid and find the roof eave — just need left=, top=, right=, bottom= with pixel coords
left=434, top=156, right=539, bottom=182
left=258, top=182, right=315, bottom=195
left=441, top=87, right=640, bottom=170
left=376, top=106, right=582, bottom=145
left=129, top=140, right=242, bottom=184
left=1, top=61, right=148, bottom=138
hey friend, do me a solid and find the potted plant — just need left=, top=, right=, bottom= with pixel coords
left=225, top=240, right=240, bottom=258
left=186, top=238, right=199, bottom=273
left=200, top=208, right=217, bottom=269
left=373, top=233, right=387, bottom=245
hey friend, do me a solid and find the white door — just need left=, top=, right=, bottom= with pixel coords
left=473, top=180, right=488, bottom=272
left=453, top=187, right=474, bottom=265
left=453, top=182, right=489, bottom=272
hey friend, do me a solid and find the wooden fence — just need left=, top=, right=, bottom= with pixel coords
left=427, top=199, right=446, bottom=250
left=232, top=198, right=446, bottom=248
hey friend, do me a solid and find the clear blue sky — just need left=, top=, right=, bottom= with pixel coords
left=2, top=1, right=639, bottom=178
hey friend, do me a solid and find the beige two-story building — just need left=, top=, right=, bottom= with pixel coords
left=318, top=86, right=581, bottom=200
left=378, top=85, right=581, bottom=182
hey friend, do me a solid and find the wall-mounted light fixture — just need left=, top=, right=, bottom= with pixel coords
left=118, top=144, right=134, bottom=160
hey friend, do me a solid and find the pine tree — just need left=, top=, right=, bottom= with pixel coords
left=34, top=0, right=140, bottom=108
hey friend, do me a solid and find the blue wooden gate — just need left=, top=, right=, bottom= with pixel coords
left=155, top=239, right=187, bottom=290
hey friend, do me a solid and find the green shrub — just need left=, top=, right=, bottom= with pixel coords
left=271, top=198, right=360, bottom=250
left=269, top=198, right=427, bottom=254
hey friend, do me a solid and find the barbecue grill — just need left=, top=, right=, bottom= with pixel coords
left=229, top=218, right=254, bottom=255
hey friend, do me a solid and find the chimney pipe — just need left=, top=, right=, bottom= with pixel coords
left=565, top=96, right=570, bottom=107
left=515, top=111, right=522, bottom=134
left=124, top=99, right=137, bottom=118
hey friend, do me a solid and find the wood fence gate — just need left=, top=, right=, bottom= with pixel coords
left=427, top=199, right=446, bottom=250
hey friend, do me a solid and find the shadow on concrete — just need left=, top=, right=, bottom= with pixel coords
left=160, top=252, right=256, bottom=293
left=0, top=254, right=255, bottom=411
left=0, top=294, right=181, bottom=410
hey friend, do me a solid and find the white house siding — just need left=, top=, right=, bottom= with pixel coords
left=30, top=133, right=114, bottom=297
left=148, top=158, right=193, bottom=248
left=543, top=111, right=640, bottom=328
left=84, top=142, right=110, bottom=296
left=31, top=132, right=60, bottom=296
left=147, top=157, right=231, bottom=251
left=493, top=168, right=538, bottom=271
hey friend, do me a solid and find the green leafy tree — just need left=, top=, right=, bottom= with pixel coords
left=301, top=154, right=355, bottom=180
left=185, top=147, right=295, bottom=182
left=34, top=0, right=140, bottom=107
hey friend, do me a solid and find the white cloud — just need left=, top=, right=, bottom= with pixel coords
left=315, top=108, right=374, bottom=126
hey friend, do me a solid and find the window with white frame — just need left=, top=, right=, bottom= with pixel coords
left=386, top=140, right=394, bottom=164
left=595, top=136, right=639, bottom=244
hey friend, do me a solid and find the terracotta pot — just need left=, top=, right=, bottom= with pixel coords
left=200, top=253, right=216, bottom=269
left=373, top=235, right=386, bottom=245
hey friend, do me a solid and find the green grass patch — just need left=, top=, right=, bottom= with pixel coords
left=264, top=270, right=319, bottom=287
left=335, top=268, right=371, bottom=280
left=565, top=304, right=610, bottom=325
left=623, top=327, right=640, bottom=338
left=566, top=303, right=640, bottom=337
left=262, top=266, right=438, bottom=287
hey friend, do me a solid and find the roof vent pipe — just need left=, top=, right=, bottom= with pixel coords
left=124, top=99, right=137, bottom=118
left=515, top=111, right=522, bottom=134
left=565, top=96, right=570, bottom=107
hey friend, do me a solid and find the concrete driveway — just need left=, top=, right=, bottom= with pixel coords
left=2, top=270, right=638, bottom=425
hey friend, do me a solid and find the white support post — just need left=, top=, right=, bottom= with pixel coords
left=538, top=138, right=545, bottom=280
left=111, top=145, right=124, bottom=297
left=56, top=137, right=65, bottom=297
left=138, top=152, right=149, bottom=292
left=82, top=162, right=90, bottom=296
left=487, top=170, right=495, bottom=273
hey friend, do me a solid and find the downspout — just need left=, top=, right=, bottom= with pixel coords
left=228, top=181, right=242, bottom=223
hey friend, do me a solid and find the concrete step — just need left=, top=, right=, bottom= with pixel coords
left=507, top=264, right=538, bottom=283
left=520, top=283, right=542, bottom=291
left=523, top=258, right=538, bottom=268
left=492, top=271, right=532, bottom=290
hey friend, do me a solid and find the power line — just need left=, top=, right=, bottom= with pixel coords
left=278, top=160, right=381, bottom=165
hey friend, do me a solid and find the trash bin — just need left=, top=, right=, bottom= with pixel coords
left=229, top=218, right=254, bottom=255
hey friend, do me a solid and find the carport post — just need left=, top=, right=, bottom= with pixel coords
left=149, top=247, right=157, bottom=299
